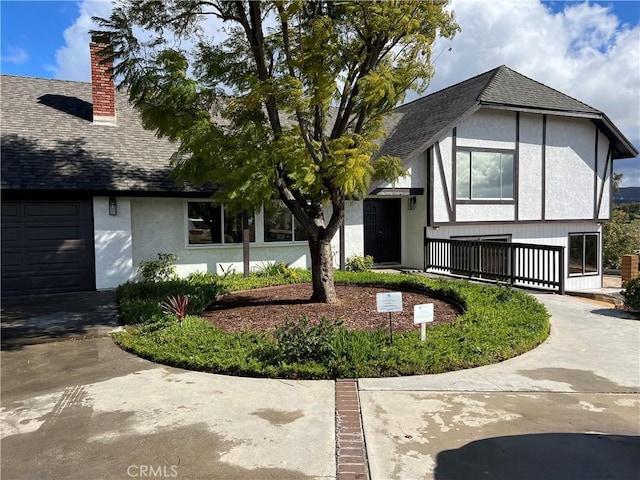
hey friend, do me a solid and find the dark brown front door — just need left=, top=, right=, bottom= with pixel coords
left=364, top=198, right=401, bottom=264
left=1, top=200, right=95, bottom=297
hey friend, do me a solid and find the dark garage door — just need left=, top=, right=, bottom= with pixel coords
left=1, top=200, right=95, bottom=297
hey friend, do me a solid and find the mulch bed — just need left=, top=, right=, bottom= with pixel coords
left=202, top=283, right=461, bottom=333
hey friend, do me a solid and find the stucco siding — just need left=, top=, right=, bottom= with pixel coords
left=130, top=197, right=363, bottom=278
left=403, top=195, right=427, bottom=268
left=597, top=131, right=611, bottom=220
left=545, top=117, right=595, bottom=220
left=433, top=136, right=454, bottom=223
left=456, top=109, right=517, bottom=150
left=93, top=196, right=134, bottom=289
left=518, top=113, right=543, bottom=220
left=455, top=204, right=515, bottom=222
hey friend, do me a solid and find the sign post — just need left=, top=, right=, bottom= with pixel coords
left=376, top=292, right=403, bottom=344
left=413, top=303, right=434, bottom=342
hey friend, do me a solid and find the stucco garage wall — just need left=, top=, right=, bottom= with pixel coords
left=94, top=197, right=134, bottom=289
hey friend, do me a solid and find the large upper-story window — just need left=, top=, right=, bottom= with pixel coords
left=264, top=200, right=308, bottom=242
left=569, top=233, right=598, bottom=275
left=456, top=150, right=514, bottom=200
left=187, top=202, right=255, bottom=245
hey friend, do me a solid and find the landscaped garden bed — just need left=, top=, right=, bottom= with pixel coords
left=113, top=271, right=550, bottom=379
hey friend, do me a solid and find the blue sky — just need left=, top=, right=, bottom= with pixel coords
left=1, top=0, right=639, bottom=184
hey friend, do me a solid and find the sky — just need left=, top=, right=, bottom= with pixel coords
left=1, top=0, right=639, bottom=185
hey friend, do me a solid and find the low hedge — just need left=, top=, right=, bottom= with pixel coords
left=113, top=272, right=550, bottom=379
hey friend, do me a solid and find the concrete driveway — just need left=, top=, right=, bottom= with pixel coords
left=359, top=294, right=640, bottom=480
left=1, top=290, right=639, bottom=479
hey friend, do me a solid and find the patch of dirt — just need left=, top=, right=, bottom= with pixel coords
left=202, top=283, right=461, bottom=333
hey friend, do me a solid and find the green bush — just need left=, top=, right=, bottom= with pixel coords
left=117, top=276, right=220, bottom=325
left=112, top=272, right=550, bottom=379
left=621, top=276, right=640, bottom=310
left=275, top=317, right=342, bottom=363
left=138, top=253, right=178, bottom=282
left=345, top=254, right=374, bottom=272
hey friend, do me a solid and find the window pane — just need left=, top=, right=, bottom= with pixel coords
left=264, top=201, right=292, bottom=242
left=569, top=235, right=584, bottom=274
left=188, top=202, right=222, bottom=244
left=471, top=152, right=501, bottom=198
left=456, top=152, right=471, bottom=199
left=584, top=234, right=598, bottom=273
left=294, top=217, right=308, bottom=242
left=501, top=154, right=514, bottom=199
left=223, top=210, right=255, bottom=244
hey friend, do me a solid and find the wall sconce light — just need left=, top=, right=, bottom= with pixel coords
left=108, top=197, right=117, bottom=216
left=408, top=196, right=417, bottom=211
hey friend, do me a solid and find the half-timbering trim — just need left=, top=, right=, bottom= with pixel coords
left=435, top=140, right=454, bottom=222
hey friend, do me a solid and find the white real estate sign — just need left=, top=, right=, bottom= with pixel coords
left=414, top=303, right=434, bottom=342
left=376, top=292, right=403, bottom=312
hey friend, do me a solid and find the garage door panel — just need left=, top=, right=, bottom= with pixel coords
left=1, top=199, right=95, bottom=297
left=1, top=226, right=20, bottom=243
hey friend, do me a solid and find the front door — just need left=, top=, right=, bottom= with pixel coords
left=363, top=198, right=401, bottom=264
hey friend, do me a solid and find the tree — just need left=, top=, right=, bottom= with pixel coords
left=603, top=209, right=640, bottom=269
left=94, top=0, right=458, bottom=303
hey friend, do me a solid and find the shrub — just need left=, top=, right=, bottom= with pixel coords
left=138, top=253, right=178, bottom=282
left=254, top=261, right=303, bottom=280
left=345, top=254, right=374, bottom=272
left=275, top=317, right=343, bottom=363
left=621, top=276, right=640, bottom=310
left=160, top=295, right=190, bottom=324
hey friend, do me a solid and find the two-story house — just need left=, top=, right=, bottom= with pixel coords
left=1, top=41, right=637, bottom=296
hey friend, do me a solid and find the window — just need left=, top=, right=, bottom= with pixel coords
left=187, top=202, right=255, bottom=245
left=456, top=150, right=514, bottom=200
left=569, top=233, right=598, bottom=275
left=264, top=200, right=308, bottom=242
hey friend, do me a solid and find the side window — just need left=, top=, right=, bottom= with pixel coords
left=187, top=202, right=255, bottom=245
left=264, top=200, right=308, bottom=242
left=569, top=233, right=599, bottom=275
left=456, top=150, right=514, bottom=200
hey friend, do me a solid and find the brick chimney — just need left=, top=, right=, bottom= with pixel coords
left=90, top=36, right=116, bottom=125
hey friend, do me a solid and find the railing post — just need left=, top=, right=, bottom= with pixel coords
left=510, top=244, right=516, bottom=286
left=423, top=227, right=428, bottom=271
left=558, top=247, right=565, bottom=295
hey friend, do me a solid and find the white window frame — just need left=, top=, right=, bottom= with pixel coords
left=568, top=232, right=599, bottom=277
left=185, top=200, right=255, bottom=248
left=262, top=200, right=308, bottom=244
left=456, top=148, right=515, bottom=202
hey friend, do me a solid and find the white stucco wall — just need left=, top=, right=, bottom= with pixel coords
left=129, top=197, right=363, bottom=279
left=545, top=116, right=595, bottom=220
left=455, top=204, right=516, bottom=222
left=93, top=196, right=134, bottom=289
left=433, top=136, right=454, bottom=224
left=456, top=109, right=517, bottom=150
left=518, top=113, right=543, bottom=220
left=596, top=130, right=611, bottom=220
left=403, top=194, right=427, bottom=268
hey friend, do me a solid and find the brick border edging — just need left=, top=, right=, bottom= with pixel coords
left=335, top=379, right=369, bottom=480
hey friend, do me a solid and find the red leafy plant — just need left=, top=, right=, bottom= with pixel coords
left=160, top=295, right=190, bottom=324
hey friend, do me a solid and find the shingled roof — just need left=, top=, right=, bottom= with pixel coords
left=378, top=65, right=637, bottom=163
left=1, top=75, right=206, bottom=194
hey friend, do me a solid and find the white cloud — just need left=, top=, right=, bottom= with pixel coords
left=1, top=46, right=29, bottom=64
left=47, top=0, right=113, bottom=81
left=425, top=0, right=640, bottom=184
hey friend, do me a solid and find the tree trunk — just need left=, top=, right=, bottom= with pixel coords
left=309, top=236, right=337, bottom=303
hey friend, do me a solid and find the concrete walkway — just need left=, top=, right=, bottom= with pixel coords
left=1, top=291, right=639, bottom=479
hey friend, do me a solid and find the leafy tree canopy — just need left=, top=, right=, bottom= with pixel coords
left=94, top=0, right=458, bottom=302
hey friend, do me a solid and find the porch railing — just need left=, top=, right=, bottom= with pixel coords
left=424, top=237, right=565, bottom=294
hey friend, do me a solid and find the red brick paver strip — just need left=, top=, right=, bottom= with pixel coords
left=335, top=379, right=369, bottom=480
